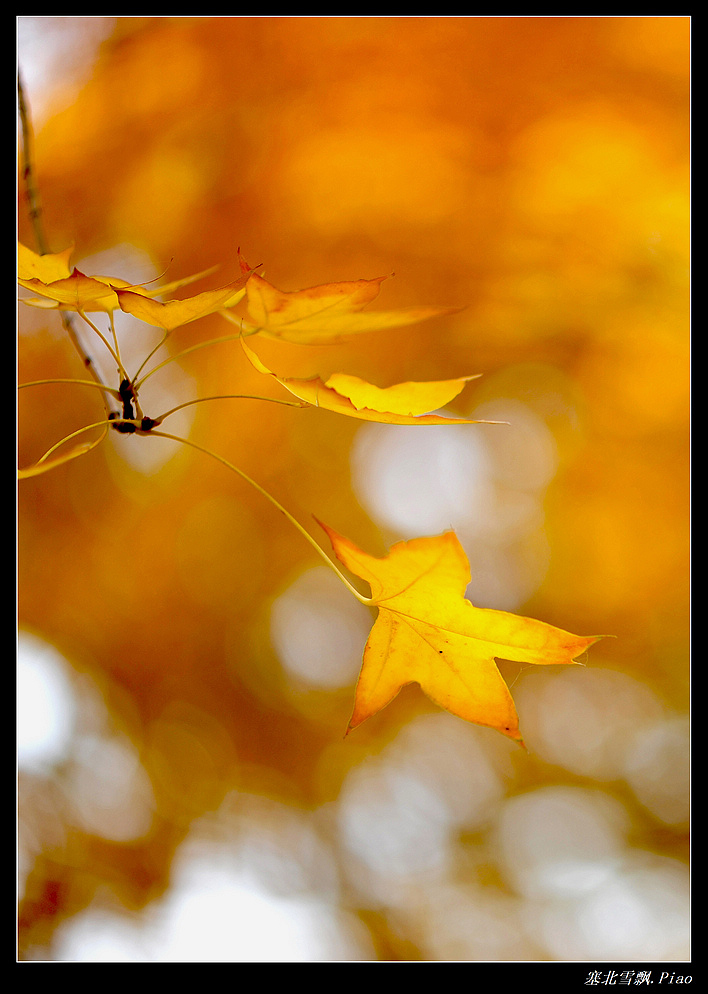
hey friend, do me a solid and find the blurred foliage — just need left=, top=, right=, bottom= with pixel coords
left=17, top=16, right=689, bottom=962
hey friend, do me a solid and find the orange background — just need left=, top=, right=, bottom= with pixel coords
left=18, top=17, right=689, bottom=962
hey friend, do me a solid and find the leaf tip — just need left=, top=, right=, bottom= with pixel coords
left=313, top=515, right=335, bottom=543
left=580, top=632, right=610, bottom=652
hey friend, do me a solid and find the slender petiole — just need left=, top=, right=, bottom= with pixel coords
left=18, top=377, right=122, bottom=400
left=155, top=394, right=307, bottom=422
left=147, top=429, right=373, bottom=606
left=33, top=419, right=111, bottom=465
left=219, top=310, right=261, bottom=335
left=131, top=330, right=170, bottom=385
left=107, top=311, right=126, bottom=381
left=77, top=309, right=125, bottom=377
left=133, top=332, right=248, bottom=390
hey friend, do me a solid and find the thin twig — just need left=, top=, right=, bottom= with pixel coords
left=18, top=70, right=114, bottom=417
left=17, top=69, right=47, bottom=255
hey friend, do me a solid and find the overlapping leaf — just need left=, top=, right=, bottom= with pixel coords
left=324, top=372, right=479, bottom=417
left=18, top=240, right=242, bottom=323
left=319, top=522, right=601, bottom=742
left=240, top=339, right=494, bottom=425
left=236, top=270, right=459, bottom=343
left=115, top=280, right=247, bottom=331
left=18, top=240, right=602, bottom=745
left=18, top=242, right=74, bottom=283
left=20, top=269, right=139, bottom=313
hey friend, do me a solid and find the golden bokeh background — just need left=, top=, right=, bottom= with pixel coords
left=18, top=17, right=689, bottom=962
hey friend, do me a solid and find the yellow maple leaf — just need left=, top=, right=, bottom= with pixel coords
left=115, top=278, right=248, bottom=331
left=17, top=242, right=74, bottom=283
left=18, top=240, right=229, bottom=317
left=324, top=371, right=478, bottom=417
left=319, top=522, right=601, bottom=742
left=19, top=269, right=140, bottom=313
left=238, top=270, right=459, bottom=343
left=240, top=339, right=495, bottom=425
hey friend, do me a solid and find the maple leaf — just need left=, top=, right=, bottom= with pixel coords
left=17, top=242, right=73, bottom=283
left=115, top=278, right=247, bottom=331
left=17, top=240, right=232, bottom=318
left=19, top=269, right=140, bottom=313
left=318, top=522, right=601, bottom=743
left=240, top=339, right=497, bottom=425
left=233, top=270, right=459, bottom=343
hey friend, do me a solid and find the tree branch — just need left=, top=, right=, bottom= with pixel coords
left=18, top=70, right=114, bottom=416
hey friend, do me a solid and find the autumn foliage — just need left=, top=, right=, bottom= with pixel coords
left=19, top=235, right=599, bottom=740
left=320, top=523, right=601, bottom=741
left=17, top=16, right=689, bottom=964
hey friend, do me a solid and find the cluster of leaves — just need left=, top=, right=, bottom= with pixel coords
left=18, top=241, right=599, bottom=743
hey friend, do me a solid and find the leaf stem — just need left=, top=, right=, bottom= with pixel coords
left=107, top=311, right=126, bottom=382
left=155, top=394, right=307, bottom=422
left=133, top=332, right=247, bottom=390
left=18, top=377, right=121, bottom=400
left=34, top=419, right=111, bottom=464
left=18, top=420, right=110, bottom=478
left=147, top=429, right=373, bottom=605
left=77, top=309, right=126, bottom=381
left=130, top=330, right=169, bottom=385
